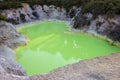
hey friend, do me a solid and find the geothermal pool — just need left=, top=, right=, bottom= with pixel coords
left=16, top=20, right=120, bottom=76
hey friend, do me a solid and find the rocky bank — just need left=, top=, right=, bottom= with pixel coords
left=0, top=3, right=120, bottom=80
left=1, top=3, right=120, bottom=42
left=69, top=6, right=120, bottom=42
left=1, top=3, right=68, bottom=24
left=0, top=21, right=29, bottom=79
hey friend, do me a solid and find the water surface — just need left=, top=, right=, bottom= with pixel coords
left=16, top=20, right=120, bottom=75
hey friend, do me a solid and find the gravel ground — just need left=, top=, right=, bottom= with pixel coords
left=30, top=53, right=120, bottom=80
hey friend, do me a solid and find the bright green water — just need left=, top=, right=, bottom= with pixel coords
left=16, top=20, right=120, bottom=76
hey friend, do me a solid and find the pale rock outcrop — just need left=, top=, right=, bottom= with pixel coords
left=18, top=8, right=32, bottom=22
left=49, top=6, right=67, bottom=20
left=0, top=55, right=26, bottom=76
left=1, top=9, right=21, bottom=24
left=33, top=5, right=48, bottom=20
left=0, top=21, right=27, bottom=48
left=59, top=8, right=67, bottom=20
left=70, top=7, right=120, bottom=42
left=0, top=45, right=15, bottom=60
left=43, top=5, right=50, bottom=12
left=1, top=3, right=68, bottom=24
left=0, top=21, right=27, bottom=79
left=48, top=5, right=60, bottom=19
left=21, top=3, right=36, bottom=20
left=33, top=5, right=67, bottom=20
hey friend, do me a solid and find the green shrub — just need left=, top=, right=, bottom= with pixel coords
left=0, top=0, right=81, bottom=12
left=0, top=0, right=120, bottom=15
left=0, top=14, right=5, bottom=21
left=0, top=2, right=22, bottom=10
left=82, top=0, right=120, bottom=15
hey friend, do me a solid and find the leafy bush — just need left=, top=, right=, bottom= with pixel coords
left=0, top=0, right=81, bottom=11
left=82, top=0, right=120, bottom=15
left=0, top=2, right=22, bottom=10
left=0, top=0, right=120, bottom=15
left=0, top=14, right=5, bottom=21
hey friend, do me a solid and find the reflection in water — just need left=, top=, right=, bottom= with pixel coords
left=18, top=49, right=80, bottom=75
left=16, top=20, right=120, bottom=75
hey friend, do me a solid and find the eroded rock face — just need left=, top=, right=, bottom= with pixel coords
left=0, top=74, right=30, bottom=80
left=108, top=25, right=120, bottom=42
left=0, top=55, right=26, bottom=76
left=1, top=3, right=120, bottom=42
left=34, top=5, right=67, bottom=20
left=0, top=45, right=15, bottom=60
left=30, top=53, right=120, bottom=80
left=33, top=5, right=47, bottom=20
left=70, top=7, right=120, bottom=42
left=0, top=21, right=27, bottom=48
left=68, top=6, right=79, bottom=18
left=1, top=3, right=68, bottom=24
left=72, top=13, right=90, bottom=30
left=1, top=9, right=21, bottom=24
left=0, top=21, right=28, bottom=80
left=22, top=3, right=36, bottom=20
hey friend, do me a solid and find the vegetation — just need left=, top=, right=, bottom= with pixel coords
left=0, top=14, right=5, bottom=21
left=81, top=0, right=120, bottom=15
left=0, top=0, right=81, bottom=11
left=0, top=0, right=120, bottom=15
left=0, top=2, right=22, bottom=10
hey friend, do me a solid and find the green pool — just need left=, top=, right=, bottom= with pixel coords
left=16, top=20, right=120, bottom=76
